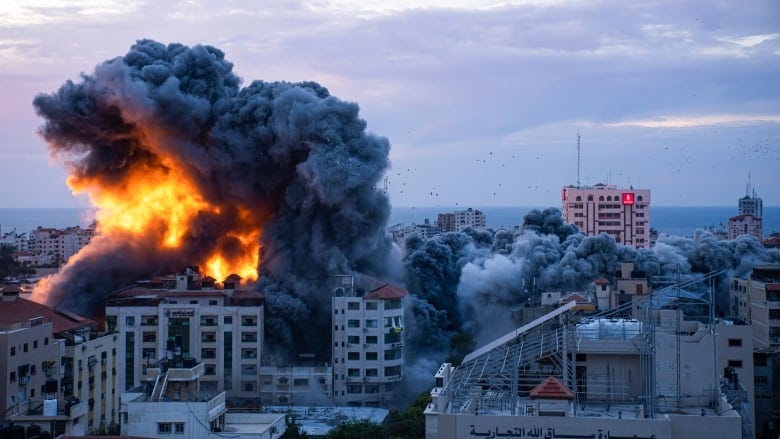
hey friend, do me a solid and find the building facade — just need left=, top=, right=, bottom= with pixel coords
left=562, top=184, right=651, bottom=248
left=728, top=214, right=762, bottom=240
left=332, top=275, right=406, bottom=406
left=730, top=266, right=780, bottom=351
left=28, top=225, right=96, bottom=266
left=437, top=208, right=486, bottom=232
left=104, top=268, right=264, bottom=404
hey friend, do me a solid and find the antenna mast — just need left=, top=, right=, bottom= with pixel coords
left=577, top=131, right=581, bottom=188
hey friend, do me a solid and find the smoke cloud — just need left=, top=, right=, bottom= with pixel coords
left=33, top=39, right=393, bottom=356
left=402, top=207, right=779, bottom=354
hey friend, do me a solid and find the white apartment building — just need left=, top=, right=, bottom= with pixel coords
left=29, top=225, right=96, bottom=265
left=120, top=359, right=286, bottom=439
left=562, top=184, right=651, bottom=248
left=739, top=192, right=762, bottom=218
left=332, top=275, right=406, bottom=407
left=105, top=267, right=264, bottom=404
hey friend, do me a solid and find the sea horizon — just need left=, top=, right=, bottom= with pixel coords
left=2, top=205, right=779, bottom=239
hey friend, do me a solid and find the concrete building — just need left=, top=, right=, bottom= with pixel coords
left=738, top=188, right=763, bottom=219
left=332, top=275, right=406, bottom=407
left=386, top=221, right=441, bottom=246
left=562, top=183, right=651, bottom=248
left=730, top=266, right=780, bottom=350
left=729, top=214, right=763, bottom=240
left=0, top=284, right=107, bottom=437
left=29, top=225, right=96, bottom=266
left=424, top=297, right=753, bottom=439
left=120, top=357, right=286, bottom=439
left=104, top=267, right=264, bottom=405
left=437, top=208, right=486, bottom=232
left=258, top=365, right=331, bottom=406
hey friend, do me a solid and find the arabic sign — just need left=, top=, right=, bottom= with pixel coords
left=165, top=308, right=195, bottom=318
left=449, top=415, right=672, bottom=439
left=467, top=425, right=657, bottom=439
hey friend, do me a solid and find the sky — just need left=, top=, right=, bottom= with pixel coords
left=0, top=0, right=778, bottom=208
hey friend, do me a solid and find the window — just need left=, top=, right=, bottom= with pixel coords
left=347, top=319, right=360, bottom=328
left=365, top=336, right=378, bottom=344
left=209, top=300, right=218, bottom=306
left=346, top=384, right=362, bottom=394
left=126, top=316, right=135, bottom=326
left=347, top=302, right=360, bottom=310
left=755, top=375, right=768, bottom=384
left=728, top=338, right=742, bottom=347
left=348, top=368, right=361, bottom=377
left=365, top=368, right=378, bottom=377
left=224, top=316, right=232, bottom=324
left=158, top=423, right=172, bottom=434
left=365, top=319, right=378, bottom=328
left=44, top=337, right=49, bottom=345
left=347, top=352, right=360, bottom=360
left=33, top=340, right=38, bottom=349
left=347, top=335, right=360, bottom=344
left=366, top=352, right=378, bottom=361
left=10, top=346, right=15, bottom=356
left=10, top=371, right=16, bottom=382
left=23, top=343, right=28, bottom=352
left=366, top=301, right=378, bottom=310
left=728, top=360, right=743, bottom=368
left=189, top=300, right=198, bottom=305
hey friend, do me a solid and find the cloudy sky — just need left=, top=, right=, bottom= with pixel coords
left=1, top=0, right=778, bottom=208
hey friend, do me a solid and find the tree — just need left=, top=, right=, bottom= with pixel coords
left=382, top=391, right=431, bottom=439
left=0, top=244, right=33, bottom=281
left=282, top=414, right=308, bottom=439
left=327, top=420, right=383, bottom=439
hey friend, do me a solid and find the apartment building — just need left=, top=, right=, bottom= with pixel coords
left=28, top=225, right=96, bottom=265
left=728, top=214, right=762, bottom=240
left=730, top=266, right=780, bottom=350
left=562, top=183, right=651, bottom=248
left=437, top=208, right=486, bottom=232
left=104, top=267, right=264, bottom=405
left=332, top=275, right=406, bottom=407
left=0, top=284, right=115, bottom=437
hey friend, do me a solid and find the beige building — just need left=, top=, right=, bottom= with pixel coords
left=730, top=266, right=780, bottom=350
left=437, top=208, right=486, bottom=232
left=29, top=225, right=96, bottom=265
left=332, top=275, right=406, bottom=406
left=0, top=284, right=117, bottom=437
left=105, top=267, right=264, bottom=405
left=562, top=183, right=651, bottom=248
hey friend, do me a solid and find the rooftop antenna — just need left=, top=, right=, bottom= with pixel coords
left=577, top=131, right=581, bottom=188
left=746, top=172, right=750, bottom=197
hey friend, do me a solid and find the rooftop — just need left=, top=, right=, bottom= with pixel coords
left=0, top=287, right=93, bottom=333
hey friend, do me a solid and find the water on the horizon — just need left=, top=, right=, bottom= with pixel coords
left=2, top=206, right=779, bottom=238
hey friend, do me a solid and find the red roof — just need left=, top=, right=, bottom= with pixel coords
left=594, top=277, right=610, bottom=285
left=0, top=289, right=94, bottom=333
left=529, top=376, right=574, bottom=400
left=767, top=284, right=780, bottom=292
left=364, top=283, right=407, bottom=300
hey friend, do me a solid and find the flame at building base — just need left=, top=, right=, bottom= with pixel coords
left=31, top=40, right=393, bottom=357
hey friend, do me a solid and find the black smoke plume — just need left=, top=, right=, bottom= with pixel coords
left=33, top=40, right=393, bottom=357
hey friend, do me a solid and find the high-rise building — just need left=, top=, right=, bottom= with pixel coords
left=730, top=181, right=763, bottom=240
left=561, top=183, right=651, bottom=248
left=105, top=267, right=264, bottom=405
left=331, top=275, right=406, bottom=406
left=728, top=214, right=762, bottom=240
left=437, top=208, right=486, bottom=232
